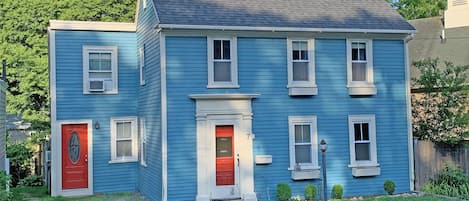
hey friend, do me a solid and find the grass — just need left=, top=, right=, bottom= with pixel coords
left=338, top=194, right=456, bottom=201
left=10, top=186, right=143, bottom=201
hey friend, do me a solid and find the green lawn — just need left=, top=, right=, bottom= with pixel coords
left=10, top=186, right=143, bottom=201
left=8, top=187, right=457, bottom=201
left=339, top=194, right=456, bottom=201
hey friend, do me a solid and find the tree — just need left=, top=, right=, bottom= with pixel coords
left=411, top=58, right=469, bottom=145
left=388, top=0, right=447, bottom=20
left=0, top=0, right=136, bottom=134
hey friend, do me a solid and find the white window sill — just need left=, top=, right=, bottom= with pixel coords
left=288, top=167, right=320, bottom=180
left=347, top=83, right=377, bottom=96
left=109, top=158, right=138, bottom=164
left=287, top=84, right=318, bottom=96
left=140, top=162, right=147, bottom=167
left=84, top=90, right=118, bottom=95
left=207, top=84, right=240, bottom=89
left=348, top=163, right=380, bottom=177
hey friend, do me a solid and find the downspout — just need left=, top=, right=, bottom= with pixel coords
left=404, top=33, right=415, bottom=191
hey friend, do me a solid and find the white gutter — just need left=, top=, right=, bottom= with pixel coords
left=49, top=20, right=136, bottom=32
left=158, top=24, right=417, bottom=34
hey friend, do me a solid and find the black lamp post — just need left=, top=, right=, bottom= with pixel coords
left=320, top=139, right=327, bottom=201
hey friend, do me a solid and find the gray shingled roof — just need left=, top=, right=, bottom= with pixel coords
left=153, top=0, right=415, bottom=31
left=408, top=17, right=469, bottom=80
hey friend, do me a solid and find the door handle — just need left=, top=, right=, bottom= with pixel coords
left=237, top=154, right=239, bottom=166
left=84, top=154, right=88, bottom=163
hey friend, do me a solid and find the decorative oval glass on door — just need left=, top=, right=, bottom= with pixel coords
left=69, top=132, right=80, bottom=163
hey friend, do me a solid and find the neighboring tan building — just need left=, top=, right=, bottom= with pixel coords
left=445, top=0, right=469, bottom=29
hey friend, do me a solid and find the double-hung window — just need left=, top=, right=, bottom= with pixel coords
left=287, top=38, right=317, bottom=96
left=139, top=45, right=145, bottom=85
left=288, top=116, right=320, bottom=180
left=83, top=46, right=118, bottom=94
left=110, top=117, right=138, bottom=163
left=348, top=115, right=380, bottom=177
left=207, top=36, right=238, bottom=88
left=140, top=118, right=146, bottom=166
left=346, top=39, right=376, bottom=95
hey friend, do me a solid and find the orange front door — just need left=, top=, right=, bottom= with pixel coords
left=62, top=124, right=88, bottom=189
left=215, top=125, right=235, bottom=186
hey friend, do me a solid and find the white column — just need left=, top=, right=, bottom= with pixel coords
left=196, top=115, right=210, bottom=201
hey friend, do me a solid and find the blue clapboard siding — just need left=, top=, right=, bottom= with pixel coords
left=136, top=0, right=162, bottom=200
left=55, top=30, right=138, bottom=193
left=165, top=37, right=409, bottom=200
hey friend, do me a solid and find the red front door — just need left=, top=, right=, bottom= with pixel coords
left=62, top=124, right=88, bottom=189
left=216, top=125, right=235, bottom=186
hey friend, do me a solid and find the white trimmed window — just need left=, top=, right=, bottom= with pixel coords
left=288, top=116, right=320, bottom=180
left=139, top=45, right=145, bottom=85
left=140, top=118, right=147, bottom=166
left=346, top=39, right=377, bottom=95
left=110, top=117, right=138, bottom=163
left=83, top=46, right=118, bottom=94
left=287, top=38, right=317, bottom=96
left=207, top=36, right=238, bottom=88
left=348, top=115, right=380, bottom=177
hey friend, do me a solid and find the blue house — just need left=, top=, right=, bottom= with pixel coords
left=49, top=0, right=416, bottom=200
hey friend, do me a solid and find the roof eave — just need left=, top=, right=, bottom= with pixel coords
left=158, top=24, right=416, bottom=34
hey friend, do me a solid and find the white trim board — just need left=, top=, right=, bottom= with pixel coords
left=54, top=120, right=94, bottom=197
left=49, top=20, right=136, bottom=32
left=160, top=32, right=167, bottom=201
left=49, top=28, right=59, bottom=196
left=158, top=24, right=416, bottom=34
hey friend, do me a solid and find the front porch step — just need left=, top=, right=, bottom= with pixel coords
left=212, top=198, right=242, bottom=201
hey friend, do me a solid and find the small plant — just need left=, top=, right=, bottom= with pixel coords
left=384, top=180, right=396, bottom=195
left=305, top=184, right=317, bottom=201
left=422, top=163, right=469, bottom=200
left=276, top=183, right=292, bottom=201
left=332, top=184, right=343, bottom=199
left=18, top=174, right=43, bottom=187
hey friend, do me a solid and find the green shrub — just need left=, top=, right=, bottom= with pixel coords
left=422, top=163, right=469, bottom=200
left=305, top=184, right=317, bottom=201
left=332, top=184, right=343, bottom=199
left=384, top=180, right=396, bottom=195
left=276, top=183, right=292, bottom=201
left=18, top=175, right=43, bottom=187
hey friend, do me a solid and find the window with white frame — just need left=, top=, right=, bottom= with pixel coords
left=288, top=116, right=319, bottom=180
left=83, top=46, right=118, bottom=94
left=207, top=36, right=238, bottom=88
left=140, top=118, right=146, bottom=166
left=139, top=45, right=145, bottom=85
left=287, top=38, right=317, bottom=96
left=348, top=115, right=380, bottom=176
left=110, top=117, right=138, bottom=163
left=346, top=39, right=376, bottom=95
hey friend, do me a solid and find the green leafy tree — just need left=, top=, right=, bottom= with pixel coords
left=0, top=0, right=135, bottom=134
left=412, top=58, right=469, bottom=145
left=388, top=0, right=447, bottom=20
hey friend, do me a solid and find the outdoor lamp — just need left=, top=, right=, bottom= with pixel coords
left=95, top=121, right=100, bottom=129
left=320, top=139, right=327, bottom=152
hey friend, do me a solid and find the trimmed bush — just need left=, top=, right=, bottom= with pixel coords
left=384, top=180, right=396, bottom=195
left=332, top=184, right=343, bottom=199
left=305, top=184, right=317, bottom=201
left=276, top=183, right=292, bottom=201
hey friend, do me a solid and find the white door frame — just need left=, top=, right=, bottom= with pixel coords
left=209, top=117, right=241, bottom=199
left=51, top=119, right=93, bottom=196
left=191, top=94, right=258, bottom=201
